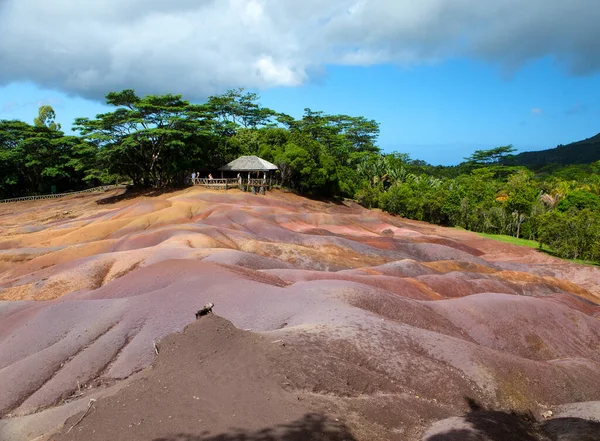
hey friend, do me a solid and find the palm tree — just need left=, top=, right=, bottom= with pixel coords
left=540, top=193, right=559, bottom=208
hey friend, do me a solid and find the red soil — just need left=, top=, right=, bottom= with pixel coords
left=0, top=187, right=599, bottom=441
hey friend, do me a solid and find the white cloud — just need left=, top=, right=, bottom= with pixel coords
left=0, top=0, right=599, bottom=100
left=254, top=56, right=306, bottom=86
left=531, top=108, right=544, bottom=115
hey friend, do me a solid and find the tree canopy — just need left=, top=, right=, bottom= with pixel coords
left=465, top=145, right=516, bottom=165
left=33, top=105, right=61, bottom=131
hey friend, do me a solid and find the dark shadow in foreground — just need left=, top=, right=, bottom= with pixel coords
left=426, top=398, right=600, bottom=441
left=153, top=413, right=357, bottom=441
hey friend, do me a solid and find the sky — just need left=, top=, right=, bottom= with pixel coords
left=1, top=0, right=600, bottom=165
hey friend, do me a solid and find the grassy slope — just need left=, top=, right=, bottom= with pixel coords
left=477, top=233, right=539, bottom=249
left=476, top=232, right=598, bottom=267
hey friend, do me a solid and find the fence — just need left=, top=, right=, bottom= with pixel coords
left=0, top=185, right=127, bottom=204
left=194, top=178, right=276, bottom=193
left=195, top=178, right=240, bottom=189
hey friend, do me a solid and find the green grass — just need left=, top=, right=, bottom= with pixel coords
left=477, top=233, right=540, bottom=249
left=475, top=232, right=598, bottom=267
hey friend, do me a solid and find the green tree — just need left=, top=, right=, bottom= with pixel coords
left=538, top=209, right=600, bottom=261
left=503, top=170, right=538, bottom=238
left=557, top=190, right=600, bottom=212
left=75, top=90, right=210, bottom=187
left=0, top=118, right=92, bottom=196
left=33, top=105, right=61, bottom=130
left=465, top=145, right=516, bottom=165
left=282, top=109, right=380, bottom=163
left=275, top=143, right=316, bottom=192
left=205, top=88, right=275, bottom=132
left=0, top=120, right=30, bottom=197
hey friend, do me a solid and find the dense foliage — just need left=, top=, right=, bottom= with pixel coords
left=357, top=150, right=600, bottom=263
left=1, top=90, right=599, bottom=263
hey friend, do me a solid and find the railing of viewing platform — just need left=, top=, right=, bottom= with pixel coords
left=195, top=178, right=239, bottom=186
left=194, top=178, right=272, bottom=187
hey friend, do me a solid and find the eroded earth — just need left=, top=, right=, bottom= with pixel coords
left=0, top=188, right=599, bottom=440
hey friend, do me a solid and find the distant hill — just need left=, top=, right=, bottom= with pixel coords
left=505, top=133, right=600, bottom=168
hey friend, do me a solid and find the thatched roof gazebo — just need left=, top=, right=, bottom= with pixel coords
left=218, top=156, right=278, bottom=173
left=218, top=156, right=278, bottom=194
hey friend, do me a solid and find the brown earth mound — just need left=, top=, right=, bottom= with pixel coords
left=52, top=314, right=361, bottom=441
left=0, top=187, right=599, bottom=441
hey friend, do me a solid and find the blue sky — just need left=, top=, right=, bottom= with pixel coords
left=2, top=57, right=598, bottom=165
left=1, top=0, right=600, bottom=165
left=260, top=58, right=600, bottom=164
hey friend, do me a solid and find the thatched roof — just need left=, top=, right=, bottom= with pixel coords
left=219, top=156, right=278, bottom=172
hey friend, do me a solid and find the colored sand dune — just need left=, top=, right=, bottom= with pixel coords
left=0, top=187, right=599, bottom=441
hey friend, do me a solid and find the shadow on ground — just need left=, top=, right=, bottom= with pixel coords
left=426, top=398, right=600, bottom=441
left=96, top=186, right=184, bottom=205
left=153, top=414, right=356, bottom=441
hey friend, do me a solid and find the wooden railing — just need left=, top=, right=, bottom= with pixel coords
left=194, top=178, right=275, bottom=193
left=0, top=185, right=127, bottom=204
left=195, top=178, right=240, bottom=188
